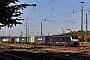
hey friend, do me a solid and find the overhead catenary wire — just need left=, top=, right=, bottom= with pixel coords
left=39, top=9, right=90, bottom=26
left=22, top=0, right=90, bottom=19
left=88, top=10, right=90, bottom=30
left=23, top=0, right=58, bottom=14
left=22, top=0, right=90, bottom=22
left=45, top=5, right=47, bottom=19
left=22, top=1, right=90, bottom=21
left=23, top=0, right=80, bottom=14
left=39, top=9, right=82, bottom=21
left=66, top=7, right=68, bottom=21
left=21, top=1, right=90, bottom=32
left=53, top=1, right=80, bottom=9
left=44, top=9, right=81, bottom=19
left=45, top=8, right=90, bottom=19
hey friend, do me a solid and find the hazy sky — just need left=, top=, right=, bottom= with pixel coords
left=1, top=0, right=90, bottom=37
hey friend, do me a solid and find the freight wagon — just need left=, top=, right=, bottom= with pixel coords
left=26, top=37, right=30, bottom=44
left=14, top=37, right=20, bottom=43
left=35, top=36, right=46, bottom=45
left=19, top=37, right=31, bottom=43
left=78, top=35, right=90, bottom=42
left=9, top=37, right=15, bottom=43
left=30, top=37, right=35, bottom=44
left=2, top=38, right=9, bottom=42
left=19, top=37, right=26, bottom=43
left=45, top=36, right=79, bottom=46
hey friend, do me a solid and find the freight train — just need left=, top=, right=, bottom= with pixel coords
left=78, top=35, right=90, bottom=42
left=1, top=36, right=79, bottom=47
left=46, top=36, right=79, bottom=46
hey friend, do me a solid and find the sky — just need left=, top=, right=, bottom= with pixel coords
left=0, top=0, right=90, bottom=37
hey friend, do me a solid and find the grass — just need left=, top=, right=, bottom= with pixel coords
left=0, top=42, right=33, bottom=48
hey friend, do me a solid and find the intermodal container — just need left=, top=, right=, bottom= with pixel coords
left=27, top=37, right=30, bottom=43
left=78, top=36, right=82, bottom=39
left=78, top=36, right=83, bottom=42
left=84, top=35, right=90, bottom=42
left=35, top=36, right=46, bottom=44
left=30, top=37, right=35, bottom=44
left=9, top=38, right=15, bottom=43
left=2, top=38, right=9, bottom=42
left=19, top=37, right=26, bottom=43
left=15, top=37, right=20, bottom=43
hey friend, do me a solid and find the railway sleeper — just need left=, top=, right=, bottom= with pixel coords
left=0, top=56, right=10, bottom=60
left=0, top=52, right=29, bottom=60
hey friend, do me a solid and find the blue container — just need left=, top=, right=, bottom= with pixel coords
left=19, top=37, right=26, bottom=43
left=35, top=36, right=46, bottom=44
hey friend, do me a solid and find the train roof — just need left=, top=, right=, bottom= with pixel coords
left=51, top=36, right=77, bottom=37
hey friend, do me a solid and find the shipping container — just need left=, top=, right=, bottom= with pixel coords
left=27, top=37, right=30, bottom=43
left=78, top=36, right=83, bottom=42
left=19, top=37, right=26, bottom=43
left=78, top=36, right=82, bottom=39
left=87, top=35, right=90, bottom=42
left=9, top=38, right=15, bottom=43
left=15, top=37, right=20, bottom=43
left=84, top=35, right=90, bottom=42
left=30, top=37, right=35, bottom=44
left=35, top=36, right=46, bottom=44
left=2, top=38, right=9, bottom=42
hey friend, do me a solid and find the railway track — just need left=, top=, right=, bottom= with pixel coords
left=0, top=44, right=90, bottom=60
left=1, top=51, right=90, bottom=60
left=0, top=52, right=30, bottom=60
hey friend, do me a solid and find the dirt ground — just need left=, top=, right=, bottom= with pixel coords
left=0, top=42, right=90, bottom=53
